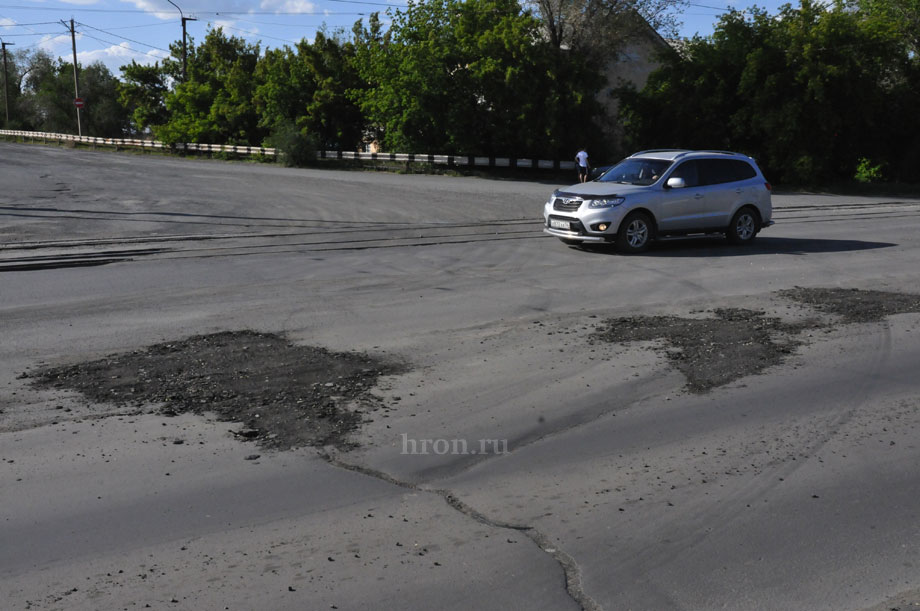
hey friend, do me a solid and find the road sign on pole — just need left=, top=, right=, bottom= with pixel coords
left=74, top=98, right=84, bottom=109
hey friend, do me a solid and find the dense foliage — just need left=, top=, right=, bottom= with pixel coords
left=352, top=0, right=604, bottom=157
left=618, top=0, right=920, bottom=183
left=1, top=3, right=608, bottom=162
left=4, top=48, right=129, bottom=137
left=2, top=0, right=917, bottom=183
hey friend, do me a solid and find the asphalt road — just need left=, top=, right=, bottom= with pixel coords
left=2, top=142, right=920, bottom=610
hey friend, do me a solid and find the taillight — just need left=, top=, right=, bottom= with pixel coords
left=765, top=182, right=772, bottom=191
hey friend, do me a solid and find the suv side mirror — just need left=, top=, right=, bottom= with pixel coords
left=666, top=177, right=686, bottom=189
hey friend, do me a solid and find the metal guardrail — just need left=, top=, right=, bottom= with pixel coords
left=0, top=129, right=577, bottom=170
left=0, top=129, right=276, bottom=157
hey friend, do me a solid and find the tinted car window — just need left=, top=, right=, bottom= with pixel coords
left=698, top=159, right=757, bottom=186
left=669, top=160, right=700, bottom=187
left=729, top=159, right=757, bottom=181
left=598, top=158, right=673, bottom=186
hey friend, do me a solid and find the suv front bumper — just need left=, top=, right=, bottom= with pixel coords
left=543, top=226, right=609, bottom=242
left=543, top=205, right=624, bottom=242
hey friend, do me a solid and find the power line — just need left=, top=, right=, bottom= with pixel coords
left=76, top=21, right=170, bottom=52
left=217, top=11, right=370, bottom=23
left=103, top=21, right=180, bottom=31
left=79, top=32, right=168, bottom=59
left=209, top=0, right=402, bottom=10
left=220, top=25, right=301, bottom=45
left=0, top=1, right=408, bottom=13
left=0, top=20, right=61, bottom=26
left=231, top=18, right=330, bottom=28
left=684, top=2, right=732, bottom=10
left=0, top=5, right=161, bottom=13
left=14, top=34, right=70, bottom=50
left=0, top=31, right=62, bottom=36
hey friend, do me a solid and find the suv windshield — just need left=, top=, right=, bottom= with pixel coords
left=597, top=158, right=673, bottom=186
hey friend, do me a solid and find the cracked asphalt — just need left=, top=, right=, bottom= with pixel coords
left=3, top=141, right=920, bottom=610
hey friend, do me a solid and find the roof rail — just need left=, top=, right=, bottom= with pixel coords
left=629, top=149, right=691, bottom=157
left=695, top=150, right=742, bottom=156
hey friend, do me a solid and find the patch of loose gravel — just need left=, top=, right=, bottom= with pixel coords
left=27, top=330, right=404, bottom=450
left=593, top=288, right=920, bottom=393
left=20, top=289, right=920, bottom=448
left=593, top=308, right=806, bottom=393
left=779, top=287, right=920, bottom=323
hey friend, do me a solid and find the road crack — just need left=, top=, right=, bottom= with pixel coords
left=320, top=449, right=600, bottom=611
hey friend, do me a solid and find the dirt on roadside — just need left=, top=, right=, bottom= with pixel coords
left=27, top=330, right=404, bottom=450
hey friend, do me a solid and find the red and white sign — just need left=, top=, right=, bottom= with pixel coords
left=73, top=98, right=85, bottom=109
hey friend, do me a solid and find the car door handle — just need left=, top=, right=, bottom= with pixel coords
left=694, top=193, right=704, bottom=199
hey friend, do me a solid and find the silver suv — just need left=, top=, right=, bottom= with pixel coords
left=543, top=150, right=773, bottom=252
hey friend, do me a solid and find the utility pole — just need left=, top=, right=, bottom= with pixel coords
left=0, top=38, right=13, bottom=128
left=63, top=19, right=82, bottom=136
left=166, top=0, right=196, bottom=81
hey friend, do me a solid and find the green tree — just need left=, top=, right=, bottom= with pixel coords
left=156, top=28, right=264, bottom=146
left=619, top=0, right=918, bottom=183
left=352, top=0, right=605, bottom=158
left=2, top=47, right=26, bottom=128
left=117, top=60, right=169, bottom=135
left=17, top=49, right=59, bottom=132
left=79, top=62, right=130, bottom=137
left=854, top=0, right=920, bottom=53
left=254, top=30, right=365, bottom=151
left=16, top=53, right=128, bottom=137
left=530, top=0, right=683, bottom=55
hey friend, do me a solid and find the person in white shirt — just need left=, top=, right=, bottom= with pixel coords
left=575, top=148, right=590, bottom=183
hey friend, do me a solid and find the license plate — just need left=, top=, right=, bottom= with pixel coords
left=550, top=219, right=571, bottom=230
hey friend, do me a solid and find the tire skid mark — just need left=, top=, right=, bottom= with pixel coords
left=0, top=218, right=547, bottom=268
left=775, top=200, right=920, bottom=212
left=603, top=320, right=895, bottom=592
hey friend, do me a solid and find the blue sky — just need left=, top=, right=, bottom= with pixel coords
left=0, top=0, right=789, bottom=76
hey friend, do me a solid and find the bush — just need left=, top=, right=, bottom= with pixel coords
left=265, top=121, right=317, bottom=168
left=788, top=155, right=816, bottom=185
left=854, top=158, right=884, bottom=184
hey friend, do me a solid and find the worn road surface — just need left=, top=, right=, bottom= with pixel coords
left=2, top=142, right=920, bottom=610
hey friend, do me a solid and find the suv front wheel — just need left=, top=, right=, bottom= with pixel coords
left=616, top=212, right=653, bottom=254
left=727, top=207, right=760, bottom=245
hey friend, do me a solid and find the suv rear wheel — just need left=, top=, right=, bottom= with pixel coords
left=727, top=207, right=760, bottom=244
left=616, top=212, right=653, bottom=254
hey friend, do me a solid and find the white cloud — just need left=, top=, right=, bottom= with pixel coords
left=77, top=41, right=167, bottom=65
left=38, top=32, right=74, bottom=54
left=117, top=0, right=190, bottom=20
left=117, top=1, right=319, bottom=22
left=208, top=18, right=257, bottom=41
left=1, top=18, right=16, bottom=29
left=75, top=41, right=169, bottom=75
left=119, top=0, right=261, bottom=20
left=58, top=0, right=104, bottom=5
left=212, top=19, right=243, bottom=31
left=260, top=0, right=318, bottom=13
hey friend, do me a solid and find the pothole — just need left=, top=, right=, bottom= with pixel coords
left=779, top=287, right=920, bottom=323
left=592, top=307, right=806, bottom=393
left=26, top=330, right=404, bottom=450
left=592, top=288, right=920, bottom=393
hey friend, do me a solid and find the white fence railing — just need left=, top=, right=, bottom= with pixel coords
left=0, top=129, right=276, bottom=157
left=0, top=129, right=576, bottom=170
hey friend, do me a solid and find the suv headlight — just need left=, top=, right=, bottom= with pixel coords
left=587, top=197, right=625, bottom=208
